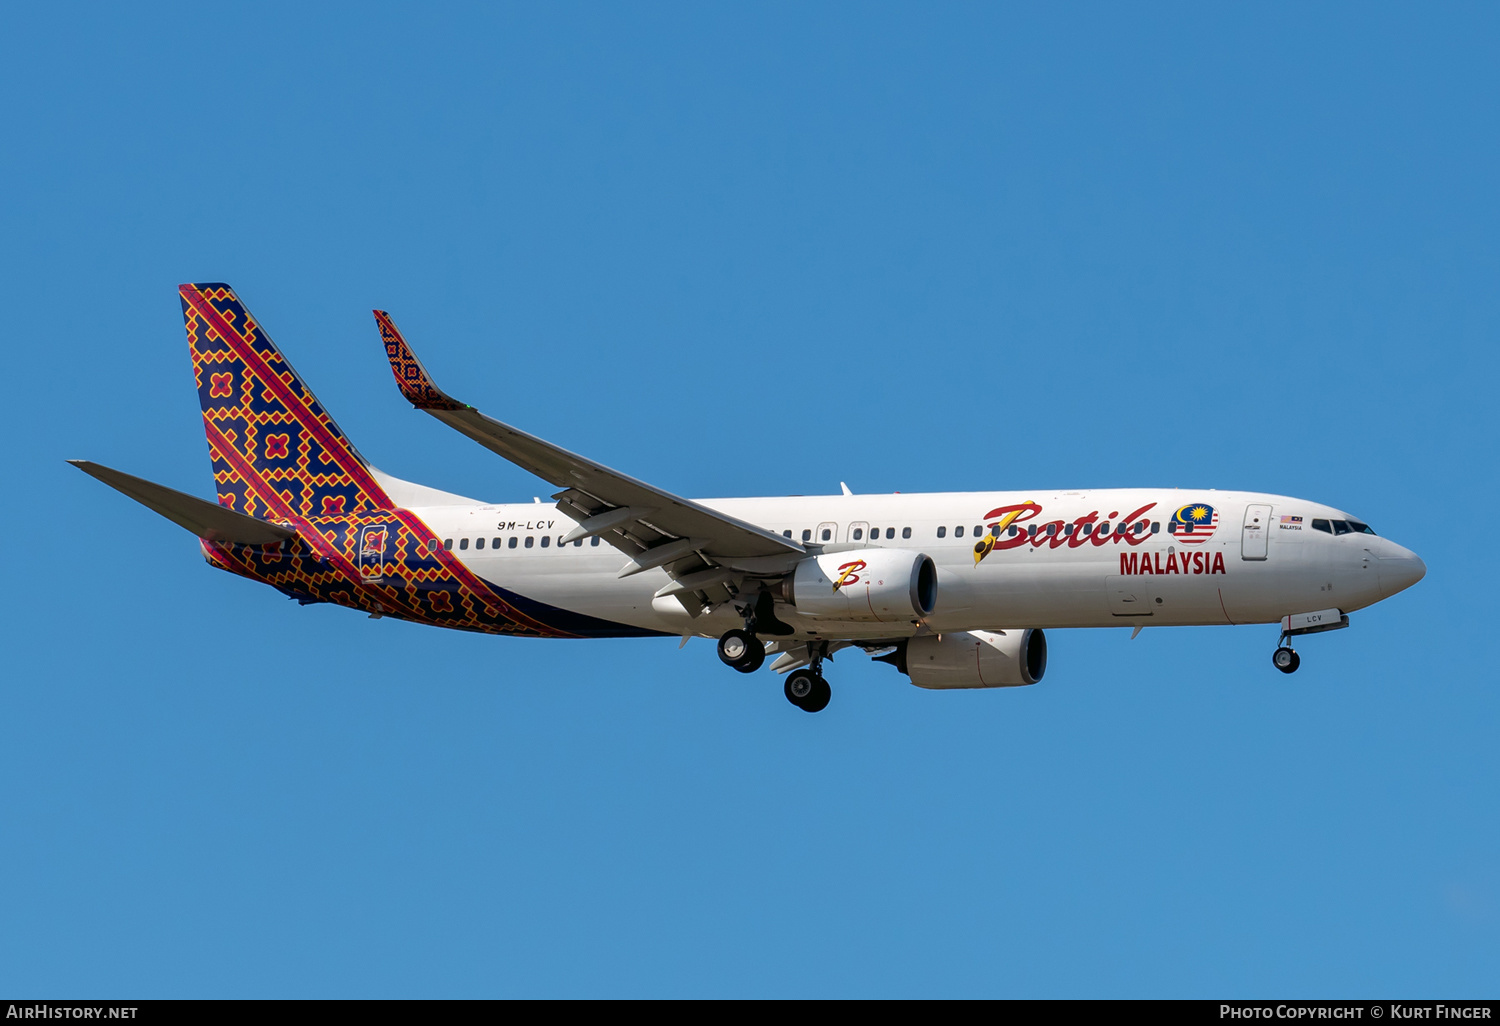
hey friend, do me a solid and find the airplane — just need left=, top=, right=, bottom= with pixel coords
left=71, top=283, right=1427, bottom=713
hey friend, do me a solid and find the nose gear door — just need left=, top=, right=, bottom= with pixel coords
left=1241, top=503, right=1272, bottom=561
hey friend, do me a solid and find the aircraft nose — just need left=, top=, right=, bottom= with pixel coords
left=1377, top=542, right=1426, bottom=596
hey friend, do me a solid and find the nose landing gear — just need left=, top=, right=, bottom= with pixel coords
left=1272, top=645, right=1300, bottom=674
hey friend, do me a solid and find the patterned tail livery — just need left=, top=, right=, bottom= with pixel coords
left=180, top=283, right=394, bottom=519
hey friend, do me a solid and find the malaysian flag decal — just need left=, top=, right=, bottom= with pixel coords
left=1172, top=503, right=1219, bottom=544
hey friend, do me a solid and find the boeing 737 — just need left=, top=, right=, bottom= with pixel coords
left=71, top=284, right=1427, bottom=712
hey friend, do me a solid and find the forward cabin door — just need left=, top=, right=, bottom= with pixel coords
left=1241, top=504, right=1272, bottom=561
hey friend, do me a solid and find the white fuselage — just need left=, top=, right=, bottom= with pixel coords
left=410, top=489, right=1426, bottom=640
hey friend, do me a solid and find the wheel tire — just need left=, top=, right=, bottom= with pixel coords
left=738, top=643, right=766, bottom=674
left=802, top=675, right=831, bottom=713
left=1273, top=647, right=1300, bottom=674
left=785, top=669, right=817, bottom=708
left=718, top=629, right=754, bottom=668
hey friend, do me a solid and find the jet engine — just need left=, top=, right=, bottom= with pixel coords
left=905, top=629, right=1046, bottom=689
left=788, top=549, right=937, bottom=623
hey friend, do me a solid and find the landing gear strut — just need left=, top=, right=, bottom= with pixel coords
left=1272, top=643, right=1300, bottom=674
left=717, top=628, right=765, bottom=673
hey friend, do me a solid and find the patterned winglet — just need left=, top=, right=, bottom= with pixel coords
left=374, top=310, right=466, bottom=411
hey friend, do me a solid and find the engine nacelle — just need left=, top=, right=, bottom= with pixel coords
left=789, top=549, right=937, bottom=623
left=906, top=629, right=1046, bottom=689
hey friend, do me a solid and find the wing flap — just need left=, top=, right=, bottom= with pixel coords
left=70, top=460, right=296, bottom=545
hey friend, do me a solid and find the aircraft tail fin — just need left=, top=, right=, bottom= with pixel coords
left=69, top=460, right=297, bottom=545
left=179, top=283, right=393, bottom=519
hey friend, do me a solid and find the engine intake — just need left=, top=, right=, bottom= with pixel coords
left=906, top=629, right=1046, bottom=689
left=789, top=549, right=937, bottom=623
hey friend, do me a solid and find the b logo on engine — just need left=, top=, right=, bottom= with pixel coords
left=832, top=560, right=866, bottom=592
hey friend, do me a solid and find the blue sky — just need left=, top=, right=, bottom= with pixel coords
left=2, top=3, right=1496, bottom=997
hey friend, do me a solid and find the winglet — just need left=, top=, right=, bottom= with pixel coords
left=373, top=310, right=466, bottom=411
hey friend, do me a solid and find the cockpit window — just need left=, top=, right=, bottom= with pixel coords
left=1347, top=520, right=1376, bottom=535
left=1311, top=519, right=1331, bottom=534
left=1331, top=520, right=1350, bottom=536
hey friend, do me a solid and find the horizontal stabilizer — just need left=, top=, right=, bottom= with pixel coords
left=69, top=460, right=297, bottom=545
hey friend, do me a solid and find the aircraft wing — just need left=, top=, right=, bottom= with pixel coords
left=70, top=460, right=297, bottom=545
left=374, top=312, right=805, bottom=611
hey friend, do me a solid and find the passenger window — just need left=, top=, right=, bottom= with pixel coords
left=509, top=537, right=518, bottom=549
left=902, top=527, right=911, bottom=539
left=475, top=538, right=484, bottom=549
left=854, top=528, right=864, bottom=540
left=802, top=529, right=812, bottom=542
left=821, top=528, right=832, bottom=542
left=591, top=536, right=600, bottom=546
left=1082, top=524, right=1091, bottom=536
left=783, top=530, right=792, bottom=538
left=1331, top=520, right=1350, bottom=536
left=972, top=526, right=981, bottom=537
left=936, top=526, right=946, bottom=538
left=525, top=537, right=534, bottom=548
left=1151, top=522, right=1160, bottom=534
left=1046, top=524, right=1057, bottom=536
left=444, top=539, right=453, bottom=550
left=574, top=538, right=583, bottom=547
left=459, top=538, right=469, bottom=550
left=1009, top=526, right=1019, bottom=537
left=955, top=526, right=965, bottom=538
left=1028, top=525, right=1037, bottom=538
left=1167, top=521, right=1177, bottom=534
left=541, top=536, right=551, bottom=547
left=1312, top=519, right=1331, bottom=533
left=886, top=528, right=895, bottom=539
left=1099, top=523, right=1111, bottom=536
left=493, top=538, right=502, bottom=548
left=1064, top=524, right=1073, bottom=536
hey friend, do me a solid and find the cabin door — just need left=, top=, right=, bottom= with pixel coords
left=357, top=523, right=394, bottom=581
left=1241, top=504, right=1272, bottom=561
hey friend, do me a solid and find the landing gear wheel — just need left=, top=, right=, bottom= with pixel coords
left=717, top=629, right=765, bottom=673
left=1272, top=647, right=1300, bottom=674
left=784, top=670, right=831, bottom=713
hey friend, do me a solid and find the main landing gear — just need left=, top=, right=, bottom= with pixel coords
left=783, top=641, right=832, bottom=713
left=785, top=668, right=831, bottom=713
left=717, top=594, right=830, bottom=712
left=717, top=628, right=765, bottom=673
